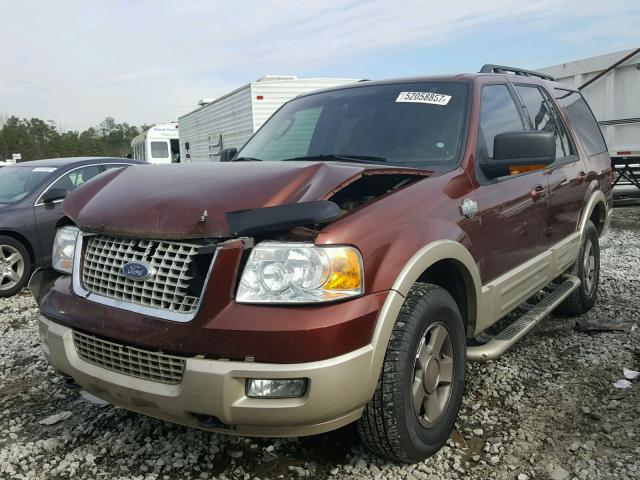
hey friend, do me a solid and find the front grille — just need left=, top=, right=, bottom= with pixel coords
left=73, top=330, right=186, bottom=384
left=81, top=235, right=209, bottom=314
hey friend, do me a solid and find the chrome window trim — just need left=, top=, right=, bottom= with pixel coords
left=34, top=163, right=138, bottom=207
left=71, top=231, right=218, bottom=323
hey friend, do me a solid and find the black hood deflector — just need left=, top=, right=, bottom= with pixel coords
left=226, top=201, right=341, bottom=236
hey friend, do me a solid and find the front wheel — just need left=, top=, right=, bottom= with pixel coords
left=0, top=236, right=31, bottom=298
left=357, top=283, right=466, bottom=463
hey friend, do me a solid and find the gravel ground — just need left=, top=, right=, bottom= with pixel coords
left=1, top=207, right=639, bottom=480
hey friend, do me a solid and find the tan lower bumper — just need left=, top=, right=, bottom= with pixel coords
left=39, top=315, right=373, bottom=437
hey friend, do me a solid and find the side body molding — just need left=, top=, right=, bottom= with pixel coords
left=364, top=189, right=612, bottom=394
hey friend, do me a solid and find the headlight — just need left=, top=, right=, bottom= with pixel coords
left=52, top=226, right=79, bottom=274
left=236, top=242, right=363, bottom=304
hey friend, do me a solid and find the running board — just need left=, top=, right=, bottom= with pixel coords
left=467, top=275, right=581, bottom=361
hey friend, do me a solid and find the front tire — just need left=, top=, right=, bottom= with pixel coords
left=357, top=283, right=466, bottom=463
left=556, top=220, right=600, bottom=315
left=0, top=236, right=30, bottom=298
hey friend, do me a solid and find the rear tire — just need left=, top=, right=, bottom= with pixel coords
left=357, top=283, right=466, bottom=463
left=0, top=236, right=31, bottom=298
left=556, top=220, right=600, bottom=315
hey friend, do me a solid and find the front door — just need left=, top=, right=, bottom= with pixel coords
left=473, top=83, right=551, bottom=284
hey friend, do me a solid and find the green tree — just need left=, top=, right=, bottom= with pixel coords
left=0, top=116, right=147, bottom=161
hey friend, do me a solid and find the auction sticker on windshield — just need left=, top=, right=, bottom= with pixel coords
left=396, top=92, right=451, bottom=105
left=32, top=167, right=57, bottom=173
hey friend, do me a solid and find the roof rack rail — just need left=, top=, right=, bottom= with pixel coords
left=479, top=64, right=555, bottom=81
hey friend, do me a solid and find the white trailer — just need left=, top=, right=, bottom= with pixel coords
left=130, top=122, right=180, bottom=164
left=539, top=49, right=640, bottom=194
left=178, top=76, right=360, bottom=162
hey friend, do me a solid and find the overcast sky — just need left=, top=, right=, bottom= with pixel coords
left=1, top=0, right=638, bottom=131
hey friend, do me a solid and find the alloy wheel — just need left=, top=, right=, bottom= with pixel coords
left=412, top=322, right=454, bottom=428
left=0, top=244, right=25, bottom=291
left=583, top=239, right=596, bottom=294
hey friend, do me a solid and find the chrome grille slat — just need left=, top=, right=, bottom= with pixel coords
left=81, top=235, right=201, bottom=314
left=72, top=330, right=185, bottom=384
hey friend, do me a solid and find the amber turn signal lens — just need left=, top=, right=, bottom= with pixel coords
left=509, top=164, right=545, bottom=175
left=323, top=248, right=362, bottom=290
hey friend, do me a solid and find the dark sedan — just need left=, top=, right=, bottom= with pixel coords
left=0, top=157, right=143, bottom=297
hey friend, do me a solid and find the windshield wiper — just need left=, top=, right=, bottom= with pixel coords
left=281, top=153, right=387, bottom=165
left=232, top=156, right=262, bottom=162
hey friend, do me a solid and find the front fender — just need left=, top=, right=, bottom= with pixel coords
left=360, top=239, right=483, bottom=402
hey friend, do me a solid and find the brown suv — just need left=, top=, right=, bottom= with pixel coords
left=32, top=65, right=612, bottom=463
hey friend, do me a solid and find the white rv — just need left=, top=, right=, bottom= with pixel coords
left=178, top=76, right=360, bottom=162
left=130, top=122, right=180, bottom=163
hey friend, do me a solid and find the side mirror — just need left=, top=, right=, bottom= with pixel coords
left=481, top=131, right=555, bottom=179
left=41, top=188, right=68, bottom=204
left=219, top=147, right=238, bottom=162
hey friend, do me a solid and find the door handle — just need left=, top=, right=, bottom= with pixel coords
left=531, top=184, right=546, bottom=200
left=577, top=170, right=587, bottom=182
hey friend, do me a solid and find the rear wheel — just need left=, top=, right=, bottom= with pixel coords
left=0, top=236, right=30, bottom=298
left=557, top=221, right=600, bottom=315
left=357, top=283, right=466, bottom=463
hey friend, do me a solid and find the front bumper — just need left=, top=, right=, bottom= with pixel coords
left=39, top=315, right=374, bottom=437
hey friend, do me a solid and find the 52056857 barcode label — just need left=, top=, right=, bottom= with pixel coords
left=395, top=92, right=451, bottom=105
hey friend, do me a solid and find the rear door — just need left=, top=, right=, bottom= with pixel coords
left=512, top=83, right=586, bottom=244
left=473, top=82, right=551, bottom=283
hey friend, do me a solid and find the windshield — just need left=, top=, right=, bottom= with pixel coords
left=238, top=81, right=469, bottom=170
left=0, top=166, right=56, bottom=203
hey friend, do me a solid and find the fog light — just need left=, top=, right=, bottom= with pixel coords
left=246, top=378, right=307, bottom=398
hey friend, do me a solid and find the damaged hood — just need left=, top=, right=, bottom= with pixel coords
left=64, top=161, right=429, bottom=239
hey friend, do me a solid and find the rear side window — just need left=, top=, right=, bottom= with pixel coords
left=478, top=85, right=524, bottom=158
left=554, top=90, right=607, bottom=156
left=50, top=166, right=102, bottom=193
left=515, top=85, right=573, bottom=159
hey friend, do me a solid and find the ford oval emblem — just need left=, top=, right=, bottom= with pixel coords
left=121, top=261, right=154, bottom=281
